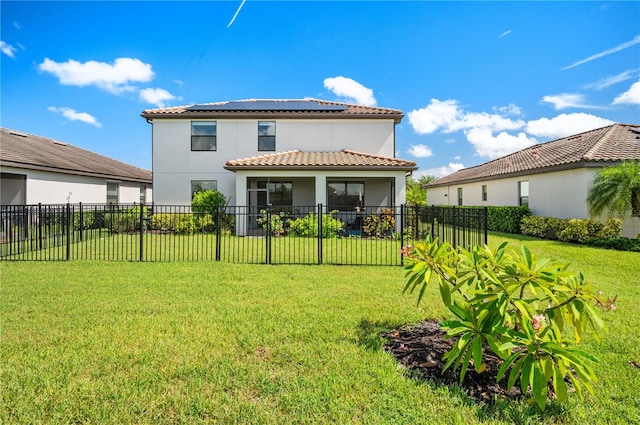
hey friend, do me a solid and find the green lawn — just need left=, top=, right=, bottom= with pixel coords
left=1, top=234, right=638, bottom=424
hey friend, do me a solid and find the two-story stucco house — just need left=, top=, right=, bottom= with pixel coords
left=425, top=123, right=640, bottom=238
left=141, top=99, right=417, bottom=218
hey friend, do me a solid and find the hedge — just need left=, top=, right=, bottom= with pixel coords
left=487, top=206, right=532, bottom=234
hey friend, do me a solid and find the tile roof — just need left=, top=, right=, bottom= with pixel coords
left=141, top=98, right=404, bottom=123
left=427, top=123, right=640, bottom=187
left=0, top=128, right=152, bottom=184
left=224, top=149, right=417, bottom=171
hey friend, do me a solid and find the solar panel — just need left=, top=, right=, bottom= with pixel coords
left=186, top=100, right=348, bottom=112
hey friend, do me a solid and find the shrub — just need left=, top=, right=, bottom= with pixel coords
left=150, top=213, right=176, bottom=231
left=403, top=237, right=611, bottom=411
left=600, top=218, right=622, bottom=239
left=173, top=214, right=197, bottom=234
left=487, top=206, right=531, bottom=234
left=192, top=190, right=226, bottom=230
left=585, top=237, right=640, bottom=252
left=105, top=206, right=149, bottom=233
left=521, top=216, right=622, bottom=242
left=289, top=211, right=343, bottom=238
left=558, top=219, right=590, bottom=243
left=257, top=210, right=287, bottom=236
left=362, top=208, right=396, bottom=238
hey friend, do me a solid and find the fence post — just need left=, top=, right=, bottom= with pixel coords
left=452, top=206, right=457, bottom=248
left=38, top=203, right=43, bottom=251
left=400, top=204, right=405, bottom=266
left=215, top=205, right=221, bottom=261
left=317, top=203, right=323, bottom=265
left=139, top=203, right=144, bottom=262
left=66, top=203, right=71, bottom=261
left=79, top=202, right=83, bottom=242
left=483, top=207, right=488, bottom=245
left=266, top=207, right=271, bottom=264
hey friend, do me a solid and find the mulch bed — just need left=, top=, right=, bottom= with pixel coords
left=382, top=319, right=524, bottom=404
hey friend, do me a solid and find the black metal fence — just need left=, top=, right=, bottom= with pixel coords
left=1, top=203, right=487, bottom=265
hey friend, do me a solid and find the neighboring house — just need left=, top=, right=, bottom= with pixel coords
left=425, top=123, right=640, bottom=238
left=141, top=99, right=417, bottom=232
left=0, top=128, right=152, bottom=205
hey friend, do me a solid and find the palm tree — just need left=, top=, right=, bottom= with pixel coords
left=587, top=161, right=640, bottom=218
left=406, top=174, right=437, bottom=238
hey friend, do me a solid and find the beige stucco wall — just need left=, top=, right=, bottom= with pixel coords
left=151, top=118, right=398, bottom=205
left=0, top=166, right=152, bottom=205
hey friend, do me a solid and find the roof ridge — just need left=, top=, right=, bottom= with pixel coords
left=582, top=124, right=617, bottom=160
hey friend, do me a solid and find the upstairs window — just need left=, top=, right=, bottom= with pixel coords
left=482, top=185, right=488, bottom=201
left=258, top=121, right=276, bottom=151
left=457, top=187, right=463, bottom=206
left=518, top=181, right=529, bottom=208
left=191, top=121, right=217, bottom=151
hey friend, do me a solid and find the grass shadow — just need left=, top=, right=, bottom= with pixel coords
left=354, top=317, right=407, bottom=351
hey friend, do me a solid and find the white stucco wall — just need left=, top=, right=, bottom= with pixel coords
left=427, top=169, right=593, bottom=217
left=0, top=166, right=152, bottom=205
left=151, top=118, right=397, bottom=205
left=426, top=167, right=639, bottom=237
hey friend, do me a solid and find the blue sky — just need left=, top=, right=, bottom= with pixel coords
left=1, top=1, right=639, bottom=178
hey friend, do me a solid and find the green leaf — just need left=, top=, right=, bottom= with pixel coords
left=532, top=361, right=548, bottom=411
left=508, top=356, right=526, bottom=390
left=459, top=343, right=473, bottom=382
left=552, top=365, right=568, bottom=403
left=521, top=356, right=533, bottom=395
left=497, top=352, right=520, bottom=382
left=439, top=278, right=452, bottom=307
left=472, top=336, right=484, bottom=372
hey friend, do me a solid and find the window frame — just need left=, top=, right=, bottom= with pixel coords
left=518, top=180, right=529, bottom=208
left=258, top=121, right=276, bottom=151
left=457, top=187, right=463, bottom=206
left=191, top=121, right=217, bottom=151
left=106, top=181, right=119, bottom=205
left=257, top=181, right=293, bottom=213
left=191, top=180, right=218, bottom=199
left=327, top=181, right=365, bottom=211
left=481, top=185, right=487, bottom=202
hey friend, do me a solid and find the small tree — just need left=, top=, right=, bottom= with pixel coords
left=403, top=238, right=613, bottom=410
left=191, top=190, right=226, bottom=230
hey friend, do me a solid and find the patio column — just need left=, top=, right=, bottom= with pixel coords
left=315, top=175, right=327, bottom=213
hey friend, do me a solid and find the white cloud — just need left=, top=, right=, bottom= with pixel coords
left=453, top=155, right=461, bottom=160
left=541, top=93, right=599, bottom=110
left=612, top=81, right=640, bottom=105
left=466, top=128, right=537, bottom=159
left=494, top=103, right=522, bottom=116
left=584, top=69, right=638, bottom=90
left=39, top=57, right=154, bottom=94
left=408, top=99, right=524, bottom=135
left=406, top=144, right=433, bottom=158
left=420, top=163, right=466, bottom=178
left=561, top=35, right=640, bottom=70
left=48, top=106, right=101, bottom=127
left=407, top=99, right=461, bottom=134
left=323, top=76, right=376, bottom=106
left=449, top=111, right=524, bottom=133
left=526, top=113, right=614, bottom=139
left=1, top=41, right=17, bottom=58
left=499, top=30, right=512, bottom=38
left=140, top=88, right=176, bottom=107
